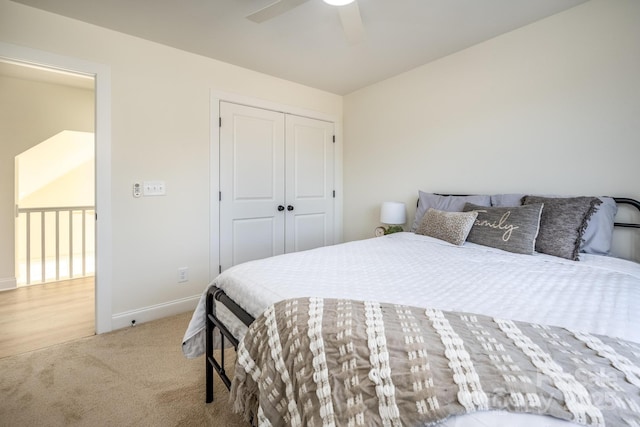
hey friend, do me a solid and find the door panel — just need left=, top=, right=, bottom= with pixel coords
left=293, top=127, right=326, bottom=198
left=293, top=213, right=328, bottom=252
left=219, top=102, right=285, bottom=271
left=285, top=115, right=334, bottom=252
left=233, top=116, right=277, bottom=200
left=232, top=217, right=278, bottom=266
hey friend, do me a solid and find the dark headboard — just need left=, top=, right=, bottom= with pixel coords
left=613, top=197, right=640, bottom=229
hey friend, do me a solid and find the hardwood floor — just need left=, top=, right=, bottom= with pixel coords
left=0, top=277, right=94, bottom=358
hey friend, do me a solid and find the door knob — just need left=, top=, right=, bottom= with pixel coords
left=287, top=205, right=294, bottom=211
left=277, top=205, right=285, bottom=211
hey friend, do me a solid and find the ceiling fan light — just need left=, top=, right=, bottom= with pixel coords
left=323, top=0, right=355, bottom=6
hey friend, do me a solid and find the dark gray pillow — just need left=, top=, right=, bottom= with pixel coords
left=490, top=193, right=618, bottom=255
left=522, top=196, right=602, bottom=260
left=463, top=203, right=543, bottom=255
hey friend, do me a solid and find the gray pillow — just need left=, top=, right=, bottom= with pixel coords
left=411, top=191, right=491, bottom=232
left=463, top=203, right=543, bottom=255
left=492, top=194, right=617, bottom=255
left=581, top=197, right=617, bottom=255
left=416, top=208, right=478, bottom=246
left=490, top=193, right=525, bottom=208
left=522, top=196, right=602, bottom=260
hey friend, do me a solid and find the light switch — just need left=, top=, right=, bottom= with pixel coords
left=143, top=181, right=166, bottom=196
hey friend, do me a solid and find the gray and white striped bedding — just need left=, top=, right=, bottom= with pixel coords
left=232, top=297, right=640, bottom=426
left=182, top=232, right=640, bottom=426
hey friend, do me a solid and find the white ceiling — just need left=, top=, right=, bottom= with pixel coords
left=11, top=0, right=588, bottom=95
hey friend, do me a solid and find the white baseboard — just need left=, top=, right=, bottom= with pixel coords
left=111, top=294, right=200, bottom=331
left=0, top=277, right=17, bottom=292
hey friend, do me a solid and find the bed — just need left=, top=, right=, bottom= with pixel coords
left=182, top=193, right=640, bottom=426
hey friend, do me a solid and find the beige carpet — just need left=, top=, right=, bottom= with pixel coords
left=0, top=312, right=247, bottom=426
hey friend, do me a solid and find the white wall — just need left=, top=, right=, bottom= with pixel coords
left=343, top=0, right=640, bottom=246
left=0, top=0, right=342, bottom=327
left=20, top=160, right=95, bottom=207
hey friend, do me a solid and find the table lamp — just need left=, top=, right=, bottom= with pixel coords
left=375, top=201, right=406, bottom=236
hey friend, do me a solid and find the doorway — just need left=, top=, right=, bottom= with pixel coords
left=0, top=41, right=112, bottom=341
left=0, top=60, right=95, bottom=356
left=13, top=93, right=96, bottom=287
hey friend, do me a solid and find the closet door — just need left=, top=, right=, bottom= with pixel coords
left=285, top=115, right=334, bottom=252
left=219, top=102, right=285, bottom=271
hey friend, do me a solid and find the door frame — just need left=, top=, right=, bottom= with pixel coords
left=0, top=42, right=113, bottom=334
left=210, top=90, right=343, bottom=280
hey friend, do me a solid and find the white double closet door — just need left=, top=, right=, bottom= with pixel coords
left=219, top=102, right=335, bottom=271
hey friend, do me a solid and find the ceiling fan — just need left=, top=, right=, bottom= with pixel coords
left=246, top=0, right=365, bottom=44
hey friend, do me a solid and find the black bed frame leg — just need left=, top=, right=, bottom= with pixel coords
left=204, top=285, right=255, bottom=404
left=206, top=291, right=214, bottom=403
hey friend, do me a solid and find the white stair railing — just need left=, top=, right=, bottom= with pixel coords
left=16, top=206, right=95, bottom=285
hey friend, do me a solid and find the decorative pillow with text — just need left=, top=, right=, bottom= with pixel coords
left=463, top=203, right=543, bottom=255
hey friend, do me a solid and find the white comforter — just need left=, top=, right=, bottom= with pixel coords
left=183, top=232, right=640, bottom=426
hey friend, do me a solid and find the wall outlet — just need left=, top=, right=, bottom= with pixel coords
left=178, top=267, right=189, bottom=283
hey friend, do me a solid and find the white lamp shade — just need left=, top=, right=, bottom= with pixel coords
left=380, top=202, right=406, bottom=225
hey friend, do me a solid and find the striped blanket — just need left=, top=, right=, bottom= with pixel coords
left=230, top=298, right=640, bottom=426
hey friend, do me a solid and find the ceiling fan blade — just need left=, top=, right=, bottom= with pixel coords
left=246, top=0, right=311, bottom=23
left=338, top=0, right=365, bottom=44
